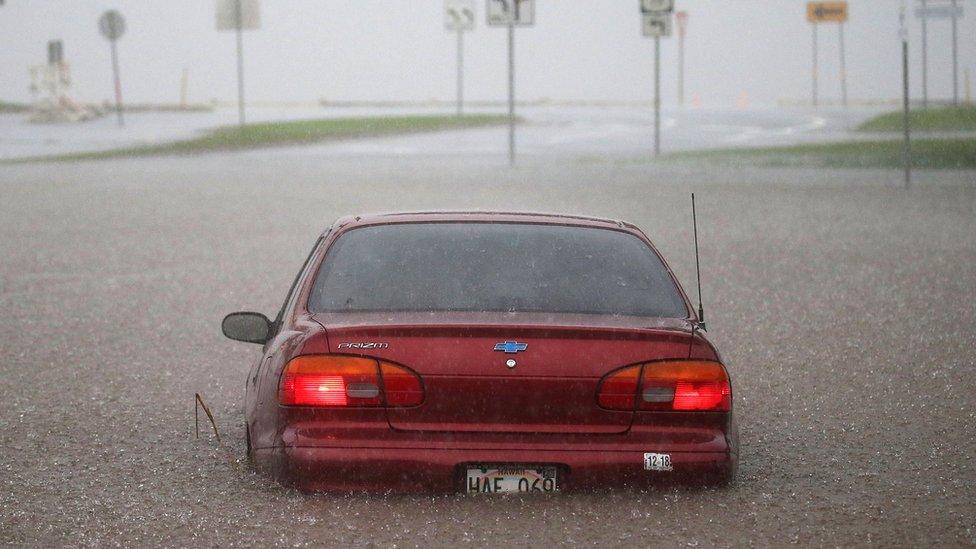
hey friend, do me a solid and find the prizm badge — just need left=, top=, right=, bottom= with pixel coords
left=493, top=341, right=528, bottom=354
left=337, top=342, right=389, bottom=350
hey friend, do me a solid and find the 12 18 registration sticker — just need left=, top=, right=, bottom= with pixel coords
left=644, top=453, right=673, bottom=471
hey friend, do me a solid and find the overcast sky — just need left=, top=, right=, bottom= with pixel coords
left=0, top=1, right=973, bottom=107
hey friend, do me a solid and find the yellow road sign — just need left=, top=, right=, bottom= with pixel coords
left=807, top=1, right=848, bottom=24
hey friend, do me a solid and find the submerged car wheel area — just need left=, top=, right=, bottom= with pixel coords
left=222, top=212, right=738, bottom=493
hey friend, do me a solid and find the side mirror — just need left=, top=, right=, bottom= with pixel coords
left=222, top=312, right=272, bottom=344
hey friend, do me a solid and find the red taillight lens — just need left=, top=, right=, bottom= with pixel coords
left=380, top=362, right=424, bottom=407
left=597, top=360, right=731, bottom=412
left=279, top=355, right=423, bottom=407
left=672, top=381, right=731, bottom=411
left=597, top=365, right=641, bottom=410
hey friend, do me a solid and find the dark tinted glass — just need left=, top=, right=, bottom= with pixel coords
left=309, top=223, right=688, bottom=317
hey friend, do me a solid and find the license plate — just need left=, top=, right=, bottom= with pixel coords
left=465, top=466, right=558, bottom=494
left=644, top=452, right=673, bottom=471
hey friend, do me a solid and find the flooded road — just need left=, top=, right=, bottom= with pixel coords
left=0, top=104, right=883, bottom=160
left=1, top=154, right=974, bottom=545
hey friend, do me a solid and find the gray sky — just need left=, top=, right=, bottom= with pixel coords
left=1, top=1, right=973, bottom=106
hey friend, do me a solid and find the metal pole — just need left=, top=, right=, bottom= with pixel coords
left=110, top=40, right=124, bottom=127
left=678, top=28, right=685, bottom=106
left=921, top=0, right=928, bottom=108
left=235, top=0, right=245, bottom=127
left=180, top=67, right=189, bottom=108
left=812, top=24, right=819, bottom=108
left=507, top=19, right=515, bottom=166
left=839, top=22, right=847, bottom=108
left=654, top=35, right=661, bottom=157
left=902, top=37, right=911, bottom=189
left=456, top=27, right=464, bottom=117
left=951, top=0, right=959, bottom=106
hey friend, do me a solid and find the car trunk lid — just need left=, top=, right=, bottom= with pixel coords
left=313, top=312, right=695, bottom=434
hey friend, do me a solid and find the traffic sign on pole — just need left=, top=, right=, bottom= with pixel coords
left=807, top=1, right=849, bottom=23
left=487, top=0, right=534, bottom=26
left=641, top=0, right=674, bottom=14
left=99, top=10, right=126, bottom=127
left=217, top=0, right=260, bottom=30
left=487, top=0, right=534, bottom=166
left=915, top=3, right=963, bottom=18
left=446, top=1, right=475, bottom=117
left=807, top=2, right=848, bottom=108
left=217, top=0, right=260, bottom=127
left=446, top=0, right=476, bottom=30
left=640, top=2, right=673, bottom=157
left=642, top=13, right=672, bottom=37
left=915, top=1, right=964, bottom=107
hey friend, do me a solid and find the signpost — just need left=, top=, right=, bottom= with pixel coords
left=445, top=1, right=476, bottom=117
left=807, top=2, right=849, bottom=107
left=900, top=2, right=912, bottom=189
left=98, top=10, right=126, bottom=127
left=641, top=0, right=674, bottom=157
left=487, top=0, right=534, bottom=166
left=217, top=0, right=260, bottom=127
left=915, top=1, right=965, bottom=106
left=675, top=11, right=688, bottom=106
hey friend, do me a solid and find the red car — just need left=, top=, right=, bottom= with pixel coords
left=222, top=212, right=737, bottom=492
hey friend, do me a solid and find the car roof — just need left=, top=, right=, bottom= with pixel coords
left=326, top=211, right=640, bottom=235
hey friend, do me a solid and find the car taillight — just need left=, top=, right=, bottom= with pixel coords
left=597, top=360, right=731, bottom=412
left=596, top=365, right=641, bottom=410
left=279, top=355, right=423, bottom=407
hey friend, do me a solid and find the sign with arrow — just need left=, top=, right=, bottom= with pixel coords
left=446, top=0, right=476, bottom=31
left=643, top=13, right=672, bottom=37
left=487, top=0, right=534, bottom=27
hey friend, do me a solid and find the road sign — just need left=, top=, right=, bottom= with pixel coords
left=641, top=0, right=674, bottom=14
left=446, top=0, right=476, bottom=31
left=217, top=0, right=260, bottom=31
left=99, top=10, right=126, bottom=42
left=487, top=0, right=534, bottom=27
left=642, top=13, right=672, bottom=37
left=915, top=4, right=963, bottom=18
left=807, top=2, right=848, bottom=23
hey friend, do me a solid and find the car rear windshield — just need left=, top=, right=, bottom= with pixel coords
left=308, top=222, right=688, bottom=317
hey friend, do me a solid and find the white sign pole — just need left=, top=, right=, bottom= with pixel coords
left=654, top=35, right=661, bottom=157
left=110, top=39, right=124, bottom=127
left=488, top=0, right=532, bottom=165
left=921, top=0, right=929, bottom=108
left=457, top=25, right=465, bottom=116
left=839, top=22, right=847, bottom=107
left=901, top=2, right=911, bottom=189
left=99, top=10, right=127, bottom=127
left=446, top=2, right=474, bottom=117
left=508, top=16, right=516, bottom=166
left=235, top=0, right=246, bottom=127
left=641, top=2, right=672, bottom=157
left=812, top=23, right=819, bottom=108
left=951, top=0, right=959, bottom=106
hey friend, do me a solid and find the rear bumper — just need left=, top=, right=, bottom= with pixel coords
left=253, top=445, right=735, bottom=492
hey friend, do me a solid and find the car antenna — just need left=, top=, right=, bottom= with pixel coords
left=692, top=193, right=706, bottom=331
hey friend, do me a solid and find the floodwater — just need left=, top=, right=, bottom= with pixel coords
left=1, top=150, right=974, bottom=545
left=0, top=104, right=885, bottom=160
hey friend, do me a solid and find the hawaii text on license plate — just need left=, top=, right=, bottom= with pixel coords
left=466, top=466, right=558, bottom=494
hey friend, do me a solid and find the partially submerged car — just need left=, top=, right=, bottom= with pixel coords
left=223, top=212, right=737, bottom=492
